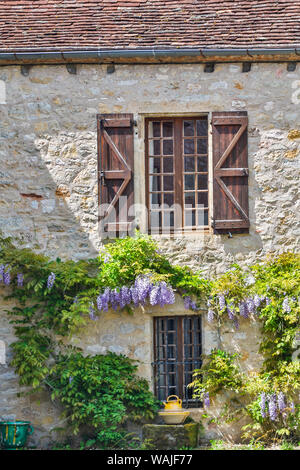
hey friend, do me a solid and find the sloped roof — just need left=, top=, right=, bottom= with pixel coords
left=0, top=0, right=300, bottom=52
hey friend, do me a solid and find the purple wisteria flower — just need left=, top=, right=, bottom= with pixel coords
left=3, top=266, right=11, bottom=286
left=218, top=294, right=226, bottom=310
left=17, top=273, right=24, bottom=287
left=102, top=288, right=110, bottom=311
left=47, top=272, right=56, bottom=289
left=227, top=303, right=235, bottom=320
left=282, top=297, right=291, bottom=313
left=69, top=376, right=73, bottom=384
left=96, top=293, right=102, bottom=311
left=131, top=286, right=140, bottom=306
left=158, top=282, right=175, bottom=307
left=260, top=392, right=267, bottom=418
left=96, top=280, right=175, bottom=312
left=265, top=297, right=271, bottom=306
left=119, top=286, right=131, bottom=309
left=239, top=301, right=249, bottom=318
left=110, top=289, right=121, bottom=310
left=254, top=295, right=262, bottom=308
left=149, top=282, right=175, bottom=307
left=96, top=288, right=110, bottom=312
left=233, top=316, right=239, bottom=330
left=277, top=392, right=286, bottom=412
left=0, top=264, right=5, bottom=282
left=184, top=296, right=192, bottom=310
left=289, top=401, right=295, bottom=414
left=207, top=309, right=215, bottom=323
left=184, top=296, right=198, bottom=311
left=246, top=298, right=256, bottom=314
left=203, top=391, right=210, bottom=407
left=268, top=394, right=277, bottom=421
left=89, top=304, right=97, bottom=321
left=135, top=276, right=153, bottom=304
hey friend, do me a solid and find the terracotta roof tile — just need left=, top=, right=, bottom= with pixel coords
left=0, top=0, right=299, bottom=51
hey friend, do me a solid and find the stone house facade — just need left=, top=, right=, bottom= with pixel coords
left=0, top=1, right=299, bottom=446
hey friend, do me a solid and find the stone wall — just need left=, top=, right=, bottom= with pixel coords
left=0, top=62, right=299, bottom=446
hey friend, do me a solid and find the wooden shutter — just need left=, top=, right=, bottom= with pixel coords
left=212, top=111, right=249, bottom=233
left=97, top=113, right=134, bottom=233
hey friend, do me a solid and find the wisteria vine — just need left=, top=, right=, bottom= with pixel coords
left=260, top=391, right=296, bottom=422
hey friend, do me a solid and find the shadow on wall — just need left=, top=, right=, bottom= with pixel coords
left=0, top=118, right=99, bottom=260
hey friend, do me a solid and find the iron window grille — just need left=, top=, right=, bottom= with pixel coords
left=153, top=315, right=202, bottom=407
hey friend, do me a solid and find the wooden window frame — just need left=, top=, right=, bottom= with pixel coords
left=153, top=315, right=202, bottom=406
left=145, top=116, right=209, bottom=233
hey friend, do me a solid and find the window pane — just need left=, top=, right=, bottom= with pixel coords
left=184, top=139, right=195, bottom=154
left=149, top=157, right=161, bottom=173
left=183, top=120, right=194, bottom=136
left=197, top=209, right=208, bottom=226
left=197, top=157, right=208, bottom=172
left=149, top=175, right=161, bottom=191
left=163, top=176, right=174, bottom=191
left=163, top=140, right=173, bottom=155
left=184, top=210, right=196, bottom=226
left=204, top=210, right=208, bottom=226
left=196, top=119, right=208, bottom=136
left=197, top=174, right=208, bottom=190
left=184, top=157, right=195, bottom=172
left=149, top=121, right=161, bottom=137
left=163, top=121, right=173, bottom=137
left=149, top=139, right=161, bottom=156
left=150, top=211, right=162, bottom=228
left=197, top=192, right=208, bottom=207
left=150, top=193, right=161, bottom=206
left=163, top=211, right=174, bottom=229
left=163, top=157, right=173, bottom=173
left=197, top=138, right=207, bottom=154
left=184, top=174, right=195, bottom=190
left=184, top=192, right=195, bottom=208
left=164, top=193, right=174, bottom=207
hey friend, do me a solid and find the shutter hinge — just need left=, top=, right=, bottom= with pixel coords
left=100, top=170, right=106, bottom=186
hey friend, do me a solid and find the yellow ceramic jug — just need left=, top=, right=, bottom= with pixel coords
left=163, top=395, right=183, bottom=411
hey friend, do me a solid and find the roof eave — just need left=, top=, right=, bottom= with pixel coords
left=0, top=47, right=299, bottom=65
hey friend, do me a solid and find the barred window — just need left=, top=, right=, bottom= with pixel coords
left=153, top=315, right=202, bottom=406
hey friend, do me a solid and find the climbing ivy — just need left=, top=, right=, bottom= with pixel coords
left=46, top=352, right=160, bottom=448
